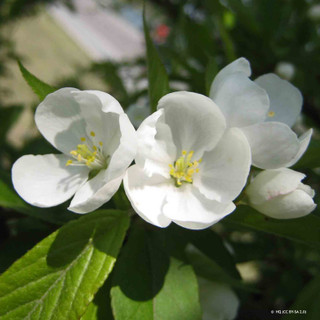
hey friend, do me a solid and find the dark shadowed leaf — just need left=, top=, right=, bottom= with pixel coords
left=111, top=228, right=202, bottom=320
left=224, top=206, right=320, bottom=249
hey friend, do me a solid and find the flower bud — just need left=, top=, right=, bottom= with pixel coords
left=246, top=168, right=316, bottom=219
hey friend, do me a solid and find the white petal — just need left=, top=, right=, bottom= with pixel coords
left=210, top=58, right=251, bottom=92
left=210, top=72, right=269, bottom=128
left=163, top=184, right=236, bottom=230
left=35, top=88, right=85, bottom=154
left=106, top=113, right=137, bottom=181
left=241, top=122, right=300, bottom=169
left=255, top=73, right=302, bottom=127
left=68, top=114, right=137, bottom=213
left=12, top=154, right=88, bottom=207
left=135, top=109, right=177, bottom=178
left=286, top=129, right=313, bottom=167
left=123, top=165, right=172, bottom=228
left=68, top=172, right=123, bottom=214
left=252, top=189, right=316, bottom=219
left=246, top=168, right=306, bottom=205
left=194, top=128, right=251, bottom=202
left=158, top=91, right=226, bottom=159
left=35, top=88, right=125, bottom=155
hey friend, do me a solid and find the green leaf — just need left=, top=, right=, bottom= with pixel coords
left=283, top=275, right=320, bottom=320
left=18, top=61, right=55, bottom=101
left=81, top=280, right=114, bottom=320
left=293, top=138, right=320, bottom=169
left=111, top=228, right=202, bottom=320
left=0, top=106, right=23, bottom=144
left=224, top=205, right=320, bottom=249
left=143, top=7, right=170, bottom=112
left=0, top=177, right=31, bottom=214
left=179, top=228, right=241, bottom=279
left=0, top=209, right=129, bottom=320
left=185, top=244, right=256, bottom=293
left=0, top=176, right=76, bottom=225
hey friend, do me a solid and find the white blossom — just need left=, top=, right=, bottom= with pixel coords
left=12, top=88, right=137, bottom=213
left=246, top=168, right=316, bottom=219
left=209, top=58, right=312, bottom=169
left=124, top=91, right=251, bottom=230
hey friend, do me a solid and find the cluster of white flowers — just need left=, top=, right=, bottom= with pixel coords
left=12, top=58, right=316, bottom=229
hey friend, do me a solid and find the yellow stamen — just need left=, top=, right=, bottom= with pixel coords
left=81, top=137, right=86, bottom=142
left=66, top=160, right=73, bottom=166
left=99, top=141, right=103, bottom=146
left=268, top=111, right=275, bottom=117
left=169, top=150, right=201, bottom=187
left=90, top=131, right=96, bottom=137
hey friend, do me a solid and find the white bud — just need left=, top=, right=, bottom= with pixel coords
left=246, top=168, right=316, bottom=219
left=198, top=277, right=239, bottom=320
left=275, top=62, right=295, bottom=81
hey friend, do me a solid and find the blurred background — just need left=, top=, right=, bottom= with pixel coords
left=1, top=0, right=320, bottom=319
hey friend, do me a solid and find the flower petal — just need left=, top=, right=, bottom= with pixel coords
left=135, top=109, right=177, bottom=178
left=163, top=184, right=236, bottom=230
left=68, top=172, right=123, bottom=214
left=158, top=91, right=226, bottom=159
left=252, top=189, right=316, bottom=219
left=241, top=122, right=300, bottom=169
left=12, top=154, right=88, bottom=207
left=35, top=88, right=125, bottom=155
left=68, top=114, right=137, bottom=213
left=123, top=165, right=172, bottom=228
left=210, top=68, right=269, bottom=128
left=210, top=58, right=251, bottom=90
left=286, top=129, right=313, bottom=167
left=255, top=73, right=302, bottom=127
left=194, top=128, right=251, bottom=202
left=246, top=168, right=306, bottom=205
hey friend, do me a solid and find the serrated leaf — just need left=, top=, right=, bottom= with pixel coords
left=224, top=205, right=320, bottom=249
left=143, top=7, right=170, bottom=112
left=18, top=61, right=55, bottom=101
left=111, top=228, right=202, bottom=320
left=282, top=275, right=320, bottom=320
left=0, top=209, right=130, bottom=320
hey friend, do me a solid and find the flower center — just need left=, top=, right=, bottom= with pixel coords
left=169, top=150, right=202, bottom=187
left=66, top=131, right=109, bottom=170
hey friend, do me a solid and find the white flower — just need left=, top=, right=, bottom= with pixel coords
left=198, top=277, right=239, bottom=320
left=209, top=58, right=312, bottom=169
left=12, top=88, right=137, bottom=213
left=124, top=91, right=251, bottom=230
left=246, top=168, right=316, bottom=219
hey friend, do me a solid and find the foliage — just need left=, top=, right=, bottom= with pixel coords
left=0, top=1, right=320, bottom=319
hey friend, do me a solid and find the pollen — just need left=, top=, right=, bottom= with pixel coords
left=80, top=137, right=86, bottom=142
left=169, top=150, right=201, bottom=187
left=90, top=131, right=96, bottom=137
left=268, top=111, right=275, bottom=117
